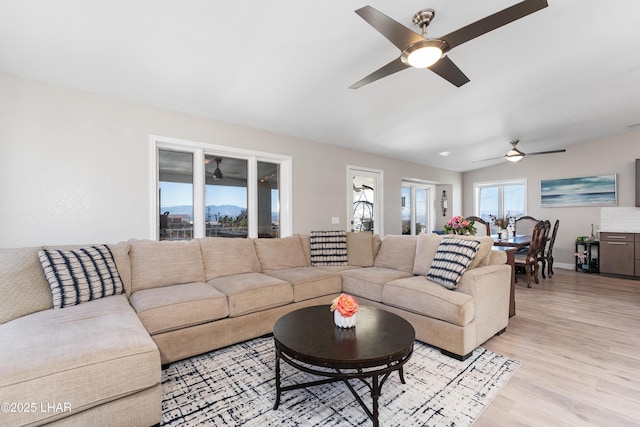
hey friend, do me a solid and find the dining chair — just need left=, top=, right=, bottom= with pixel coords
left=542, top=219, right=560, bottom=278
left=514, top=215, right=538, bottom=236
left=536, top=220, right=552, bottom=278
left=514, top=221, right=546, bottom=287
left=465, top=216, right=490, bottom=236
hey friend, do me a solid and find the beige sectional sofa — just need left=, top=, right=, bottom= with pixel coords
left=0, top=232, right=510, bottom=426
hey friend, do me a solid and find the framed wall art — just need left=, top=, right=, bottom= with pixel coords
left=540, top=174, right=617, bottom=207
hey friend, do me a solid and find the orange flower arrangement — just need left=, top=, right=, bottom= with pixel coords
left=330, top=293, right=359, bottom=318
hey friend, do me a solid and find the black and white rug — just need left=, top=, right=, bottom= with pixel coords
left=161, top=336, right=520, bottom=426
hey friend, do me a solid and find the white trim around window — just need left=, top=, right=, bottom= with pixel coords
left=473, top=178, right=527, bottom=217
left=149, top=135, right=292, bottom=239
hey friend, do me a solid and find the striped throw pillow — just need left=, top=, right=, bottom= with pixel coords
left=426, top=238, right=480, bottom=290
left=310, top=230, right=348, bottom=266
left=38, top=245, right=124, bottom=309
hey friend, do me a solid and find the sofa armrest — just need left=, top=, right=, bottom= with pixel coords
left=455, top=264, right=511, bottom=346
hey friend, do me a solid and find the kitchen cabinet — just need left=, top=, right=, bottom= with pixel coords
left=600, top=232, right=635, bottom=277
left=636, top=234, right=640, bottom=276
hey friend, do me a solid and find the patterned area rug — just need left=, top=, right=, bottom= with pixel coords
left=162, top=336, right=520, bottom=426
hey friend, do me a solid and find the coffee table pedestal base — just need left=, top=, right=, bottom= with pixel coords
left=273, top=346, right=412, bottom=427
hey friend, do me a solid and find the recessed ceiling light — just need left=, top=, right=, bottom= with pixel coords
left=439, top=151, right=451, bottom=157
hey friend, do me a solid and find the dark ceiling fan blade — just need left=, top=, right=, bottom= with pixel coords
left=526, top=149, right=566, bottom=156
left=427, top=56, right=470, bottom=87
left=349, top=57, right=410, bottom=89
left=441, top=0, right=548, bottom=50
left=355, top=6, right=425, bottom=51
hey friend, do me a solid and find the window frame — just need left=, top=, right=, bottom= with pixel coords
left=473, top=178, right=527, bottom=222
left=150, top=135, right=292, bottom=239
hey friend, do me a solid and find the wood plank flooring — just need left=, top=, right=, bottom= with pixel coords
left=475, top=268, right=640, bottom=426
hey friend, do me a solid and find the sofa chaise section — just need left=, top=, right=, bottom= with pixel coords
left=0, top=295, right=160, bottom=427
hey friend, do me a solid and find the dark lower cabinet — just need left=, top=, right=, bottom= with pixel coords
left=600, top=232, right=635, bottom=277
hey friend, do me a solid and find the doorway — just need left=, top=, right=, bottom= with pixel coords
left=347, top=166, right=383, bottom=236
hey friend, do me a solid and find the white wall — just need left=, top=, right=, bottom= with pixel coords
left=0, top=74, right=461, bottom=248
left=463, top=130, right=640, bottom=268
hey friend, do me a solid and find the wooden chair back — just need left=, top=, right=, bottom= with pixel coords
left=515, top=215, right=538, bottom=236
left=545, top=219, right=560, bottom=277
left=527, top=221, right=548, bottom=259
left=547, top=219, right=560, bottom=254
left=465, top=216, right=490, bottom=236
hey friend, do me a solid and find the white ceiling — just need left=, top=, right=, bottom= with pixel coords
left=1, top=0, right=639, bottom=172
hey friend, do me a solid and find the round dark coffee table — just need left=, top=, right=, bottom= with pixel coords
left=272, top=305, right=415, bottom=426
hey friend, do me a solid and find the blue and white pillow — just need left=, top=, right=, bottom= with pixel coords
left=310, top=230, right=348, bottom=266
left=38, top=245, right=124, bottom=309
left=426, top=238, right=480, bottom=289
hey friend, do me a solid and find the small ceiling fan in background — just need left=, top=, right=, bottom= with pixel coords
left=476, top=140, right=566, bottom=163
left=350, top=0, right=548, bottom=89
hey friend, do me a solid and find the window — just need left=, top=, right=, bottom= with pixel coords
left=401, top=181, right=434, bottom=235
left=474, top=179, right=526, bottom=233
left=152, top=136, right=291, bottom=240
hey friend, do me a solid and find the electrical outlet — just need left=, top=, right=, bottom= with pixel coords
left=331, top=217, right=340, bottom=225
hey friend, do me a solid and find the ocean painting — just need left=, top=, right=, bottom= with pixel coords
left=540, top=174, right=617, bottom=207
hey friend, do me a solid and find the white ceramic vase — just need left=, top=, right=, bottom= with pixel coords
left=334, top=310, right=357, bottom=328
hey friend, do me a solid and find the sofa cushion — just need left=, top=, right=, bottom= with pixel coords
left=339, top=267, right=413, bottom=302
left=413, top=234, right=493, bottom=276
left=383, top=276, right=475, bottom=327
left=38, top=245, right=125, bottom=309
left=130, top=282, right=229, bottom=335
left=374, top=235, right=418, bottom=273
left=0, top=246, right=52, bottom=324
left=208, top=273, right=293, bottom=317
left=426, top=238, right=481, bottom=290
left=254, top=236, right=307, bottom=272
left=198, top=237, right=261, bottom=280
left=267, top=267, right=342, bottom=302
left=309, top=230, right=348, bottom=266
left=129, top=239, right=205, bottom=292
left=0, top=295, right=160, bottom=426
left=346, top=231, right=375, bottom=267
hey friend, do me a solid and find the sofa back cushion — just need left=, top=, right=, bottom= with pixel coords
left=0, top=246, right=52, bottom=324
left=413, top=233, right=493, bottom=276
left=373, top=235, right=418, bottom=273
left=254, top=236, right=307, bottom=272
left=129, top=239, right=205, bottom=292
left=198, top=237, right=261, bottom=280
left=346, top=231, right=375, bottom=267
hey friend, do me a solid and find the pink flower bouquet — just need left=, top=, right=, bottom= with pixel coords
left=444, top=215, right=476, bottom=235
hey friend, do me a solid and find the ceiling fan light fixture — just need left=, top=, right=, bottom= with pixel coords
left=401, top=40, right=446, bottom=68
left=505, top=149, right=524, bottom=162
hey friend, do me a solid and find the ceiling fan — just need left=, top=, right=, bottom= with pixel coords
left=350, top=0, right=548, bottom=89
left=476, top=140, right=566, bottom=163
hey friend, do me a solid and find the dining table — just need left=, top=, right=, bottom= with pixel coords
left=492, top=234, right=531, bottom=249
left=490, top=234, right=531, bottom=318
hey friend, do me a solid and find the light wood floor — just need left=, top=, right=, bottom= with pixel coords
left=475, top=268, right=640, bottom=426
